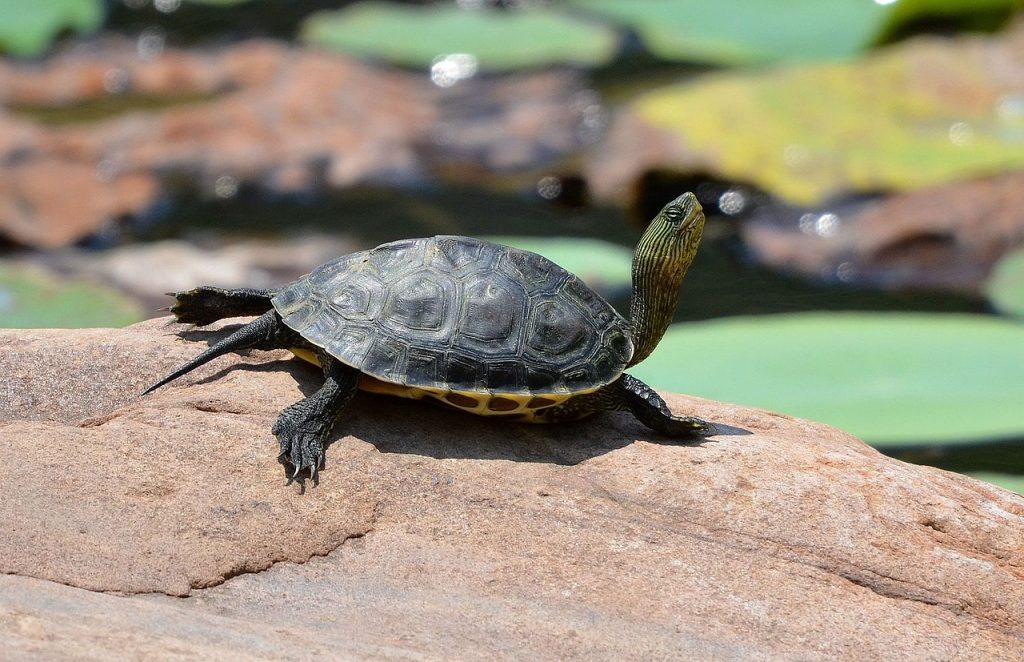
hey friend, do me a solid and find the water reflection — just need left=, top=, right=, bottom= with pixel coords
left=154, top=0, right=182, bottom=14
left=103, top=68, right=130, bottom=94
left=214, top=175, right=240, bottom=199
left=430, top=53, right=479, bottom=88
left=948, top=121, right=973, bottom=147
left=783, top=143, right=812, bottom=170
left=536, top=176, right=562, bottom=200
left=137, top=27, right=166, bottom=61
left=718, top=189, right=747, bottom=216
left=797, top=211, right=843, bottom=237
left=573, top=89, right=607, bottom=142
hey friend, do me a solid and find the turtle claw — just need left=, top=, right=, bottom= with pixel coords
left=273, top=406, right=327, bottom=481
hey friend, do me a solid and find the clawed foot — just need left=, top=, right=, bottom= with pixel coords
left=272, top=406, right=328, bottom=480
left=164, top=287, right=228, bottom=326
left=659, top=416, right=718, bottom=437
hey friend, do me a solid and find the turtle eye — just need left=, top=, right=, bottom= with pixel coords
left=664, top=207, right=682, bottom=223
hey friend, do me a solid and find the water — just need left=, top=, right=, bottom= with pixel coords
left=144, top=185, right=987, bottom=324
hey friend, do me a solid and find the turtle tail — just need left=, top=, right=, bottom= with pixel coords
left=143, top=310, right=284, bottom=395
left=164, top=286, right=274, bottom=326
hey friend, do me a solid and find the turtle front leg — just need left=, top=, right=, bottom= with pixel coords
left=535, top=373, right=715, bottom=437
left=274, top=351, right=360, bottom=480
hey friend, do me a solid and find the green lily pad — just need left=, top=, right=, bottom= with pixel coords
left=968, top=472, right=1024, bottom=496
left=986, top=248, right=1024, bottom=318
left=631, top=312, right=1024, bottom=445
left=627, top=28, right=1024, bottom=204
left=485, top=236, right=632, bottom=298
left=569, top=0, right=1018, bottom=65
left=0, top=0, right=104, bottom=56
left=301, top=1, right=620, bottom=71
left=0, top=263, right=143, bottom=329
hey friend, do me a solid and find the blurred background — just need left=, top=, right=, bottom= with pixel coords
left=1, top=0, right=1023, bottom=490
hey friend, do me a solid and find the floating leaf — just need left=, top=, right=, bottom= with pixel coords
left=619, top=27, right=1024, bottom=204
left=631, top=312, right=1024, bottom=445
left=0, top=0, right=104, bottom=56
left=0, top=263, right=143, bottom=329
left=301, top=1, right=620, bottom=71
left=570, top=0, right=883, bottom=65
left=986, top=248, right=1024, bottom=318
left=485, top=236, right=633, bottom=298
left=569, top=0, right=1018, bottom=65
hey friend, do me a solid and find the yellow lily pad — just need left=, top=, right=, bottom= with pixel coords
left=622, top=26, right=1024, bottom=204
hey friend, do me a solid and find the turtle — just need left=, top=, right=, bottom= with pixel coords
left=145, top=192, right=714, bottom=479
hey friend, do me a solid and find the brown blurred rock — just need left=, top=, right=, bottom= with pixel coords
left=1, top=320, right=1023, bottom=658
left=0, top=158, right=159, bottom=248
left=0, top=38, right=599, bottom=248
left=743, top=171, right=1024, bottom=292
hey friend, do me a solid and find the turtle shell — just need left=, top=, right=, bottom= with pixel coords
left=271, top=236, right=634, bottom=395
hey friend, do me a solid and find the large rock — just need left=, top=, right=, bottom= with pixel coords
left=1, top=319, right=1023, bottom=659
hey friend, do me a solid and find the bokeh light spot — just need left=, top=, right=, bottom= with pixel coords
left=718, top=189, right=747, bottom=216
left=137, top=28, right=166, bottom=61
left=537, top=176, right=563, bottom=200
left=154, top=0, right=181, bottom=13
left=430, top=53, right=478, bottom=88
left=214, top=175, right=239, bottom=199
left=948, top=121, right=973, bottom=147
left=815, top=213, right=840, bottom=237
left=103, top=68, right=129, bottom=94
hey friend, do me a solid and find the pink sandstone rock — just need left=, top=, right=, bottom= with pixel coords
left=1, top=319, right=1022, bottom=658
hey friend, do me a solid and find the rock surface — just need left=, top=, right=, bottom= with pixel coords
left=2, top=319, right=1024, bottom=659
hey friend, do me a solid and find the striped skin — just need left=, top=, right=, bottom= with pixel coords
left=628, top=193, right=705, bottom=367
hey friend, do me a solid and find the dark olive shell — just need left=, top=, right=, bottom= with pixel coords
left=271, top=236, right=633, bottom=395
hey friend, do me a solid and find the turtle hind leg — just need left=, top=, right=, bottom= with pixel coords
left=274, top=351, right=360, bottom=480
left=535, top=373, right=715, bottom=437
left=143, top=309, right=296, bottom=395
left=167, top=286, right=274, bottom=326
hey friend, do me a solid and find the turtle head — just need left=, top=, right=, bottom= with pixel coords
left=627, top=192, right=705, bottom=367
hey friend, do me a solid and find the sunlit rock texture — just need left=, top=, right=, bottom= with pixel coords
left=1, top=319, right=1023, bottom=659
